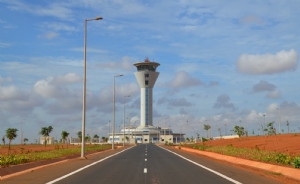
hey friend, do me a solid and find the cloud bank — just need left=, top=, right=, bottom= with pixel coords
left=236, top=49, right=298, bottom=74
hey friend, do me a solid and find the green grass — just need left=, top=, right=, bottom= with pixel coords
left=184, top=144, right=300, bottom=168
left=0, top=144, right=111, bottom=167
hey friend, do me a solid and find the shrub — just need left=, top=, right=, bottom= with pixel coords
left=292, top=157, right=300, bottom=168
left=275, top=153, right=292, bottom=165
left=202, top=138, right=208, bottom=142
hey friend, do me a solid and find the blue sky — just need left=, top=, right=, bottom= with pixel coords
left=1, top=0, right=299, bottom=143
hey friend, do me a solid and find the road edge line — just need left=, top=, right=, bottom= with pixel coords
left=46, top=146, right=133, bottom=184
left=159, top=146, right=242, bottom=184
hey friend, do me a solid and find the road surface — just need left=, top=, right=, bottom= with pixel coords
left=1, top=144, right=281, bottom=184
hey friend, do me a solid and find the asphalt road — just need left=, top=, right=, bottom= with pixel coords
left=1, top=144, right=281, bottom=184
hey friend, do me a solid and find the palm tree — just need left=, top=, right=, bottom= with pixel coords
left=85, top=134, right=91, bottom=143
left=39, top=126, right=53, bottom=148
left=218, top=128, right=222, bottom=137
left=77, top=131, right=82, bottom=142
left=101, top=136, right=106, bottom=143
left=23, top=138, right=28, bottom=145
left=93, top=134, right=99, bottom=143
left=6, top=128, right=18, bottom=155
left=61, top=131, right=69, bottom=146
left=204, top=124, right=211, bottom=138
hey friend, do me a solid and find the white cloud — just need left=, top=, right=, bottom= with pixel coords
left=0, top=76, right=13, bottom=84
left=34, top=73, right=81, bottom=99
left=95, top=56, right=135, bottom=71
left=38, top=32, right=59, bottom=39
left=40, top=22, right=77, bottom=32
left=0, top=85, right=28, bottom=101
left=69, top=48, right=108, bottom=54
left=245, top=110, right=260, bottom=121
left=54, top=73, right=81, bottom=84
left=0, top=42, right=12, bottom=48
left=266, top=90, right=281, bottom=99
left=239, top=15, right=264, bottom=26
left=236, top=49, right=298, bottom=74
left=252, top=81, right=276, bottom=92
left=172, top=71, right=203, bottom=88
left=267, top=101, right=300, bottom=118
left=6, top=1, right=73, bottom=20
left=213, top=94, right=235, bottom=110
left=157, top=97, right=192, bottom=107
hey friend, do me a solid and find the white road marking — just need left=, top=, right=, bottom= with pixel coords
left=145, top=159, right=147, bottom=161
left=144, top=168, right=147, bottom=173
left=159, top=146, right=242, bottom=184
left=46, top=147, right=133, bottom=184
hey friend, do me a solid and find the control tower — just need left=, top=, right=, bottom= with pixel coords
left=134, top=58, right=160, bottom=128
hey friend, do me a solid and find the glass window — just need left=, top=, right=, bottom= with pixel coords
left=145, top=80, right=148, bottom=85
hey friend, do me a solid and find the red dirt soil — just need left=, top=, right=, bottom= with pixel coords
left=202, top=134, right=300, bottom=156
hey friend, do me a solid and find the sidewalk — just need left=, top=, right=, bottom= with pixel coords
left=175, top=146, right=300, bottom=181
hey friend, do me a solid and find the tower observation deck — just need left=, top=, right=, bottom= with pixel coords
left=134, top=58, right=160, bottom=128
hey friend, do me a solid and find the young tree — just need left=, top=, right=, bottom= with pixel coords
left=61, top=131, right=69, bottom=145
left=101, top=136, right=106, bottom=143
left=2, top=136, right=5, bottom=145
left=85, top=134, right=91, bottom=142
left=218, top=128, right=222, bottom=137
left=6, top=128, right=18, bottom=155
left=39, top=126, right=53, bottom=148
left=267, top=122, right=276, bottom=135
left=190, top=136, right=194, bottom=142
left=204, top=124, right=211, bottom=138
left=23, top=138, right=28, bottom=145
left=93, top=134, right=99, bottom=143
left=186, top=137, right=190, bottom=142
left=77, top=131, right=82, bottom=142
left=233, top=126, right=245, bottom=137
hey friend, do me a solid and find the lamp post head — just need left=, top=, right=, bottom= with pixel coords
left=114, top=74, right=123, bottom=77
left=95, top=16, right=103, bottom=20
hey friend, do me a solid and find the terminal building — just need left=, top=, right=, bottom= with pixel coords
left=108, top=58, right=184, bottom=144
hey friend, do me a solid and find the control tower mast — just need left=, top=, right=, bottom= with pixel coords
left=133, top=58, right=160, bottom=128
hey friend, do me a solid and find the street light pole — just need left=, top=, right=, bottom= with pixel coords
left=277, top=108, right=281, bottom=134
left=81, top=16, right=102, bottom=159
left=112, top=74, right=123, bottom=150
left=263, top=114, right=266, bottom=135
left=123, top=95, right=130, bottom=147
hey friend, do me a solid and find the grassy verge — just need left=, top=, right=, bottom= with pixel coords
left=0, top=144, right=111, bottom=167
left=182, top=144, right=300, bottom=168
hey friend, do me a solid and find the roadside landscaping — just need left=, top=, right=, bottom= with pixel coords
left=181, top=143, right=300, bottom=168
left=177, top=134, right=300, bottom=169
left=0, top=144, right=111, bottom=167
